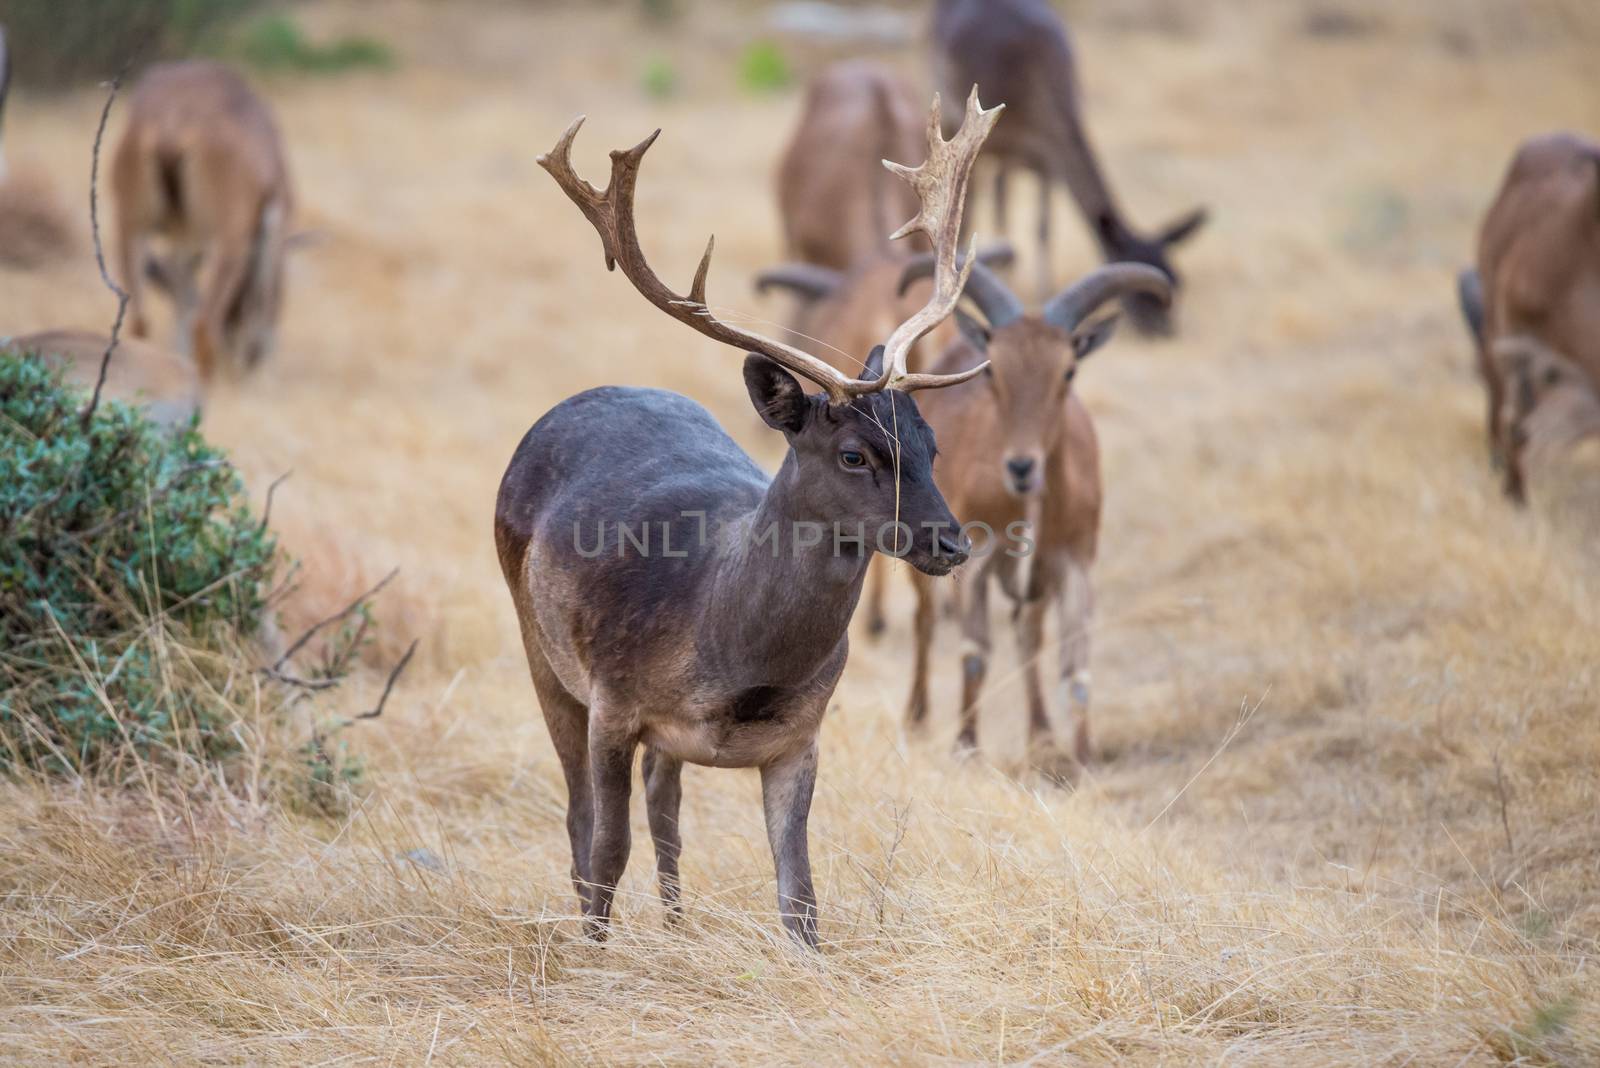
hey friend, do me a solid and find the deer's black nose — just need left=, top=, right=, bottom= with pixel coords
left=937, top=529, right=970, bottom=565
left=1006, top=457, right=1036, bottom=482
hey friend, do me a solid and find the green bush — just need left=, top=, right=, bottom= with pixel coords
left=738, top=40, right=791, bottom=94
left=641, top=55, right=679, bottom=100
left=0, top=349, right=275, bottom=770
left=233, top=14, right=393, bottom=75
left=0, top=0, right=258, bottom=87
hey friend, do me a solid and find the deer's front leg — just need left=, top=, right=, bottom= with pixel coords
left=761, top=741, right=819, bottom=948
left=584, top=710, right=638, bottom=940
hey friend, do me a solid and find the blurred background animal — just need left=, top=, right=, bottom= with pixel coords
left=112, top=61, right=292, bottom=381
left=931, top=0, right=1206, bottom=332
left=776, top=60, right=926, bottom=272
left=898, top=257, right=1170, bottom=768
left=765, top=61, right=965, bottom=379
left=0, top=22, right=77, bottom=269
left=9, top=329, right=199, bottom=430
left=1458, top=132, right=1600, bottom=503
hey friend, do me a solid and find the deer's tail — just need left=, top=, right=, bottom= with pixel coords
left=1457, top=266, right=1485, bottom=350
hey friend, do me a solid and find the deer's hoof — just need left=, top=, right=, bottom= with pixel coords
left=1031, top=744, right=1080, bottom=787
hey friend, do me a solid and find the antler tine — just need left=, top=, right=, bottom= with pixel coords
left=872, top=87, right=1003, bottom=394
left=538, top=116, right=872, bottom=405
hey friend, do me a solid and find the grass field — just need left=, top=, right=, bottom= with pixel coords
left=2, top=1, right=1598, bottom=1062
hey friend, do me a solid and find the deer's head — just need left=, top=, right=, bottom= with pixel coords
left=746, top=346, right=966, bottom=573
left=1098, top=209, right=1206, bottom=336
left=902, top=257, right=1170, bottom=497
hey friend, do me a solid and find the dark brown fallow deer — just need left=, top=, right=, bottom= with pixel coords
left=496, top=91, right=1000, bottom=947
left=932, top=0, right=1205, bottom=332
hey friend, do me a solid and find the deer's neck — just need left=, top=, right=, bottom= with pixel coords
left=1047, top=87, right=1141, bottom=260
left=700, top=452, right=869, bottom=688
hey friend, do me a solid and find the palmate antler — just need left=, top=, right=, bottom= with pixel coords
left=537, top=88, right=1001, bottom=403
left=877, top=88, right=1002, bottom=391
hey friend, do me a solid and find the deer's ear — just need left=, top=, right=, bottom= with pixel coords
left=955, top=307, right=991, bottom=353
left=1072, top=314, right=1119, bottom=361
left=744, top=354, right=809, bottom=434
left=861, top=344, right=886, bottom=381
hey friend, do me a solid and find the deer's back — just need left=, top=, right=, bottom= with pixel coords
left=14, top=330, right=200, bottom=430
left=495, top=387, right=768, bottom=694
left=932, top=0, right=1078, bottom=169
left=118, top=61, right=291, bottom=222
left=1478, top=132, right=1600, bottom=390
left=777, top=61, right=925, bottom=269
left=790, top=256, right=953, bottom=379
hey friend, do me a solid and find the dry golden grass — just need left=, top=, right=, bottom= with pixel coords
left=1, top=1, right=1598, bottom=1062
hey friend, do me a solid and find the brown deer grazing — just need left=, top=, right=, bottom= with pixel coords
left=931, top=0, right=1205, bottom=332
left=111, top=61, right=292, bottom=382
left=765, top=61, right=957, bottom=381
left=897, top=255, right=1170, bottom=766
left=497, top=91, right=999, bottom=947
left=1457, top=132, right=1600, bottom=504
left=776, top=60, right=928, bottom=271
left=11, top=330, right=199, bottom=430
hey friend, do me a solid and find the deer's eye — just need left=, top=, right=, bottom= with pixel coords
left=1064, top=366, right=1077, bottom=383
left=840, top=449, right=867, bottom=469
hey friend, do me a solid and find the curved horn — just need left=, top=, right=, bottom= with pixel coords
left=754, top=263, right=846, bottom=302
left=1041, top=264, right=1172, bottom=333
left=898, top=250, right=1024, bottom=328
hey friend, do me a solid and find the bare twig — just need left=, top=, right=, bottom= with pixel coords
left=261, top=666, right=343, bottom=692
left=81, top=62, right=134, bottom=432
left=1492, top=750, right=1516, bottom=856
left=257, top=470, right=293, bottom=534
left=353, top=639, right=418, bottom=720
left=270, top=568, right=398, bottom=672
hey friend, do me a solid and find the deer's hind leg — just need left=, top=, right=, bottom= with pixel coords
left=1034, top=165, right=1054, bottom=301
left=642, top=747, right=684, bottom=924
left=520, top=635, right=595, bottom=912
left=584, top=699, right=638, bottom=939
